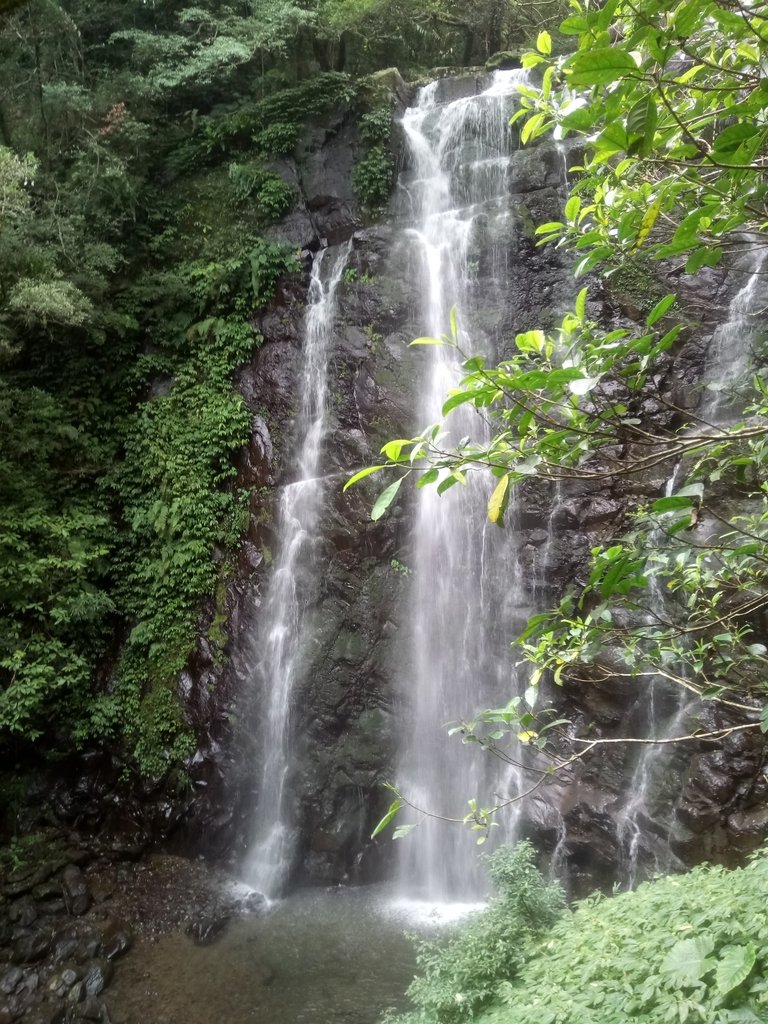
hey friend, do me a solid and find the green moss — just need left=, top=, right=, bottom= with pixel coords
left=606, top=253, right=664, bottom=320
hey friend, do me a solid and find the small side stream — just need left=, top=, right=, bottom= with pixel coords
left=108, top=886, right=432, bottom=1024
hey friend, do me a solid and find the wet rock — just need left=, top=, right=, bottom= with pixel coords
left=727, top=806, right=768, bottom=851
left=237, top=891, right=267, bottom=915
left=82, top=960, right=111, bottom=998
left=12, top=927, right=52, bottom=964
left=98, top=918, right=132, bottom=961
left=50, top=923, right=101, bottom=965
left=23, top=1001, right=65, bottom=1024
left=60, top=969, right=79, bottom=989
left=67, top=981, right=85, bottom=1008
left=0, top=967, right=23, bottom=995
left=77, top=995, right=103, bottom=1021
left=47, top=967, right=79, bottom=999
left=8, top=898, right=37, bottom=927
left=184, top=913, right=230, bottom=946
left=98, top=811, right=149, bottom=861
left=61, top=866, right=90, bottom=917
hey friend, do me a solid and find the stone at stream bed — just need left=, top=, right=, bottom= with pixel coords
left=61, top=867, right=90, bottom=917
left=50, top=923, right=101, bottom=965
left=0, top=967, right=23, bottom=995
left=77, top=995, right=104, bottom=1021
left=82, top=959, right=112, bottom=997
left=8, top=897, right=37, bottom=927
left=11, top=927, right=52, bottom=964
left=184, top=913, right=230, bottom=946
left=98, top=918, right=133, bottom=960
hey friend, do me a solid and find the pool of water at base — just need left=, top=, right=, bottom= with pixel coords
left=108, top=883, right=477, bottom=1024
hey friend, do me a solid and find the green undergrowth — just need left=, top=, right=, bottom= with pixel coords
left=170, top=72, right=357, bottom=171
left=353, top=105, right=395, bottom=216
left=388, top=846, right=768, bottom=1024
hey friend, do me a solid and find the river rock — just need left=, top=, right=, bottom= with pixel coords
left=0, top=967, right=22, bottom=996
left=82, top=960, right=112, bottom=997
left=184, top=912, right=230, bottom=946
left=12, top=928, right=52, bottom=964
left=98, top=918, right=133, bottom=961
left=61, top=867, right=90, bottom=917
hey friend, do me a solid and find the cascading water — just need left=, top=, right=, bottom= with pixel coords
left=702, top=245, right=768, bottom=422
left=245, top=242, right=350, bottom=898
left=615, top=466, right=691, bottom=886
left=394, top=71, right=532, bottom=901
left=616, top=247, right=768, bottom=885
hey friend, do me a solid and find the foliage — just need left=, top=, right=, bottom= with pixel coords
left=353, top=144, right=395, bottom=215
left=385, top=842, right=564, bottom=1024
left=0, top=0, right=580, bottom=781
left=0, top=0, right=304, bottom=772
left=319, top=0, right=569, bottom=67
left=515, top=0, right=768, bottom=275
left=352, top=0, right=768, bottom=791
left=478, top=850, right=768, bottom=1024
left=228, top=161, right=295, bottom=219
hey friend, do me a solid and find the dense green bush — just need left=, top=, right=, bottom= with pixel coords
left=386, top=843, right=564, bottom=1024
left=390, top=848, right=768, bottom=1024
left=480, top=852, right=768, bottom=1024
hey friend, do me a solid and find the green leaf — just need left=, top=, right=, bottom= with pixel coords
left=515, top=329, right=546, bottom=354
left=443, top=390, right=482, bottom=415
left=715, top=943, right=756, bottom=995
left=686, top=247, right=722, bottom=274
left=575, top=287, right=588, bottom=321
left=343, top=464, right=388, bottom=492
left=662, top=937, right=716, bottom=987
left=564, top=195, right=581, bottom=222
left=646, top=293, right=676, bottom=326
left=371, top=477, right=405, bottom=521
left=633, top=197, right=661, bottom=250
left=371, top=798, right=402, bottom=838
left=653, top=495, right=695, bottom=513
left=559, top=14, right=588, bottom=34
left=569, top=376, right=599, bottom=396
left=712, top=123, right=758, bottom=155
left=380, top=439, right=412, bottom=461
left=416, top=468, right=439, bottom=489
left=410, top=336, right=450, bottom=346
left=536, top=29, right=552, bottom=54
left=567, top=48, right=637, bottom=87
left=449, top=304, right=459, bottom=342
left=488, top=474, right=510, bottom=526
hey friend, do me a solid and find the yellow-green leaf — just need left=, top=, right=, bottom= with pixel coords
left=633, top=197, right=661, bottom=251
left=488, top=474, right=510, bottom=526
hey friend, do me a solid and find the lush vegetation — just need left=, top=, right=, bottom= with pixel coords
left=0, top=0, right=564, bottom=785
left=389, top=843, right=768, bottom=1024
left=359, top=0, right=768, bottom=831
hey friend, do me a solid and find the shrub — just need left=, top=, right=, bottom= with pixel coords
left=481, top=852, right=768, bottom=1024
left=387, top=842, right=564, bottom=1024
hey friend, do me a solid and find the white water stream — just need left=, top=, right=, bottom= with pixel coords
left=395, top=71, right=531, bottom=900
left=617, top=247, right=768, bottom=884
left=245, top=243, right=350, bottom=898
left=702, top=245, right=768, bottom=422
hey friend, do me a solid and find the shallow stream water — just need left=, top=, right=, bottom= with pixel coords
left=107, top=885, right=461, bottom=1024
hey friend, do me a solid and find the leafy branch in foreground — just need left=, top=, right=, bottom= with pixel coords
left=358, top=0, right=768, bottom=844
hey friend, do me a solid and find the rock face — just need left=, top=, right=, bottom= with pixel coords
left=22, top=70, right=767, bottom=894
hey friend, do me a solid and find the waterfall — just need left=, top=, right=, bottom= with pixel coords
left=615, top=465, right=690, bottom=885
left=394, top=71, right=531, bottom=901
left=245, top=242, right=350, bottom=898
left=702, top=245, right=768, bottom=422
left=617, top=246, right=768, bottom=885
